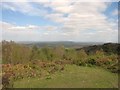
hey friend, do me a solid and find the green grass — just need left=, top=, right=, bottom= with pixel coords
left=13, top=65, right=118, bottom=88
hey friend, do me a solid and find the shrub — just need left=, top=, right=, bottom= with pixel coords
left=2, top=73, right=14, bottom=89
left=87, top=58, right=96, bottom=65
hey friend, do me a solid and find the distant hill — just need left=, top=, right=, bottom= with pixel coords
left=4, top=40, right=119, bottom=55
left=17, top=41, right=103, bottom=48
left=76, top=43, right=120, bottom=55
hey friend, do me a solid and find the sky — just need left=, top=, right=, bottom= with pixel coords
left=0, top=0, right=118, bottom=42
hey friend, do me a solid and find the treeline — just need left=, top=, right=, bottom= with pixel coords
left=2, top=40, right=87, bottom=64
left=2, top=41, right=31, bottom=64
left=2, top=40, right=119, bottom=73
left=77, top=43, right=120, bottom=55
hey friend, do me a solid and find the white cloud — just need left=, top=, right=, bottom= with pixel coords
left=2, top=2, right=47, bottom=16
left=1, top=21, right=118, bottom=42
left=1, top=21, right=60, bottom=41
left=112, top=9, right=118, bottom=16
left=1, top=1, right=118, bottom=42
left=1, top=22, right=57, bottom=31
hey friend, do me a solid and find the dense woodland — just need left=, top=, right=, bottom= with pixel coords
left=1, top=40, right=120, bottom=88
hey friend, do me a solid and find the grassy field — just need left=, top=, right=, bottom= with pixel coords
left=13, top=65, right=118, bottom=88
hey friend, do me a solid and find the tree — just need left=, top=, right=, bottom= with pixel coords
left=30, top=45, right=39, bottom=61
left=95, top=49, right=104, bottom=58
left=75, top=49, right=88, bottom=66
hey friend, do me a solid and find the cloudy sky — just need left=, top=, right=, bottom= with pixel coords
left=0, top=1, right=118, bottom=42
